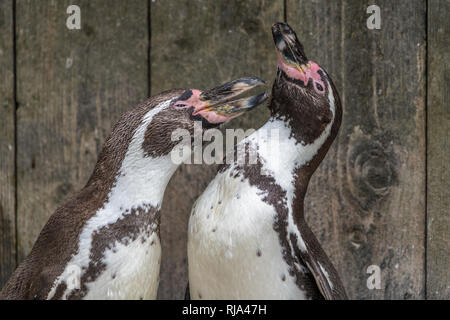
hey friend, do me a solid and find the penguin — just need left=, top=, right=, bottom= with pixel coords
left=0, top=78, right=267, bottom=300
left=187, top=23, right=347, bottom=300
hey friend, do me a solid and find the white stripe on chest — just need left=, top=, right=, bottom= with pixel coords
left=48, top=100, right=177, bottom=300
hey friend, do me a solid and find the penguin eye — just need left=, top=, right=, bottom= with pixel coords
left=173, top=102, right=189, bottom=109
left=313, top=81, right=325, bottom=94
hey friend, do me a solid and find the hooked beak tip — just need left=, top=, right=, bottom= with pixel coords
left=271, top=22, right=308, bottom=66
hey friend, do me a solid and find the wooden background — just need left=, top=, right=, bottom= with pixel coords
left=0, top=0, right=448, bottom=300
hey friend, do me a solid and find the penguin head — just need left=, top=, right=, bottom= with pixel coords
left=270, top=22, right=342, bottom=144
left=140, top=78, right=268, bottom=159
left=171, top=77, right=268, bottom=127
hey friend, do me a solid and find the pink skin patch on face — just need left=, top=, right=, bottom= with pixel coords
left=172, top=89, right=240, bottom=124
left=172, top=89, right=202, bottom=110
left=195, top=109, right=241, bottom=124
left=277, top=54, right=326, bottom=95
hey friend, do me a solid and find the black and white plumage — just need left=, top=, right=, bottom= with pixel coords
left=187, top=22, right=347, bottom=300
left=0, top=79, right=267, bottom=300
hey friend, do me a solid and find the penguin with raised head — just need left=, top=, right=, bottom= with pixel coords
left=187, top=23, right=347, bottom=300
left=0, top=78, right=267, bottom=300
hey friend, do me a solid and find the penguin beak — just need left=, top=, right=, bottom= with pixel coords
left=272, top=22, right=308, bottom=69
left=193, top=77, right=268, bottom=124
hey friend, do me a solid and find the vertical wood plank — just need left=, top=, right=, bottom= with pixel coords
left=16, top=0, right=148, bottom=261
left=151, top=0, right=284, bottom=299
left=427, top=0, right=450, bottom=300
left=288, top=0, right=426, bottom=299
left=0, top=0, right=17, bottom=288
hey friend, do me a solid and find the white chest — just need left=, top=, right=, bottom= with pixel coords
left=83, top=231, right=161, bottom=300
left=187, top=170, right=307, bottom=300
left=48, top=224, right=162, bottom=300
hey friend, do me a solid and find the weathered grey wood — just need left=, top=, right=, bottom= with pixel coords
left=288, top=0, right=426, bottom=299
left=151, top=0, right=283, bottom=299
left=1, top=0, right=436, bottom=300
left=0, top=0, right=17, bottom=289
left=427, top=0, right=450, bottom=300
left=16, top=0, right=148, bottom=261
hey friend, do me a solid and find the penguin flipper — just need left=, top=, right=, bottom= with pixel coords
left=296, top=223, right=348, bottom=300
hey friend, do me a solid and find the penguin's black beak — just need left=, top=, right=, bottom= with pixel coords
left=271, top=22, right=327, bottom=94
left=272, top=22, right=308, bottom=68
left=194, top=77, right=268, bottom=123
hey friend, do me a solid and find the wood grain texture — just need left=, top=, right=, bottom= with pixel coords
left=15, top=0, right=148, bottom=261
left=287, top=0, right=426, bottom=299
left=0, top=0, right=17, bottom=289
left=0, top=0, right=442, bottom=300
left=151, top=0, right=283, bottom=299
left=427, top=0, right=450, bottom=300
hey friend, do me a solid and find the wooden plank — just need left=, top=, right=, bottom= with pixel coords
left=287, top=0, right=426, bottom=299
left=16, top=0, right=148, bottom=261
left=427, top=0, right=450, bottom=300
left=0, top=0, right=17, bottom=289
left=151, top=0, right=283, bottom=299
